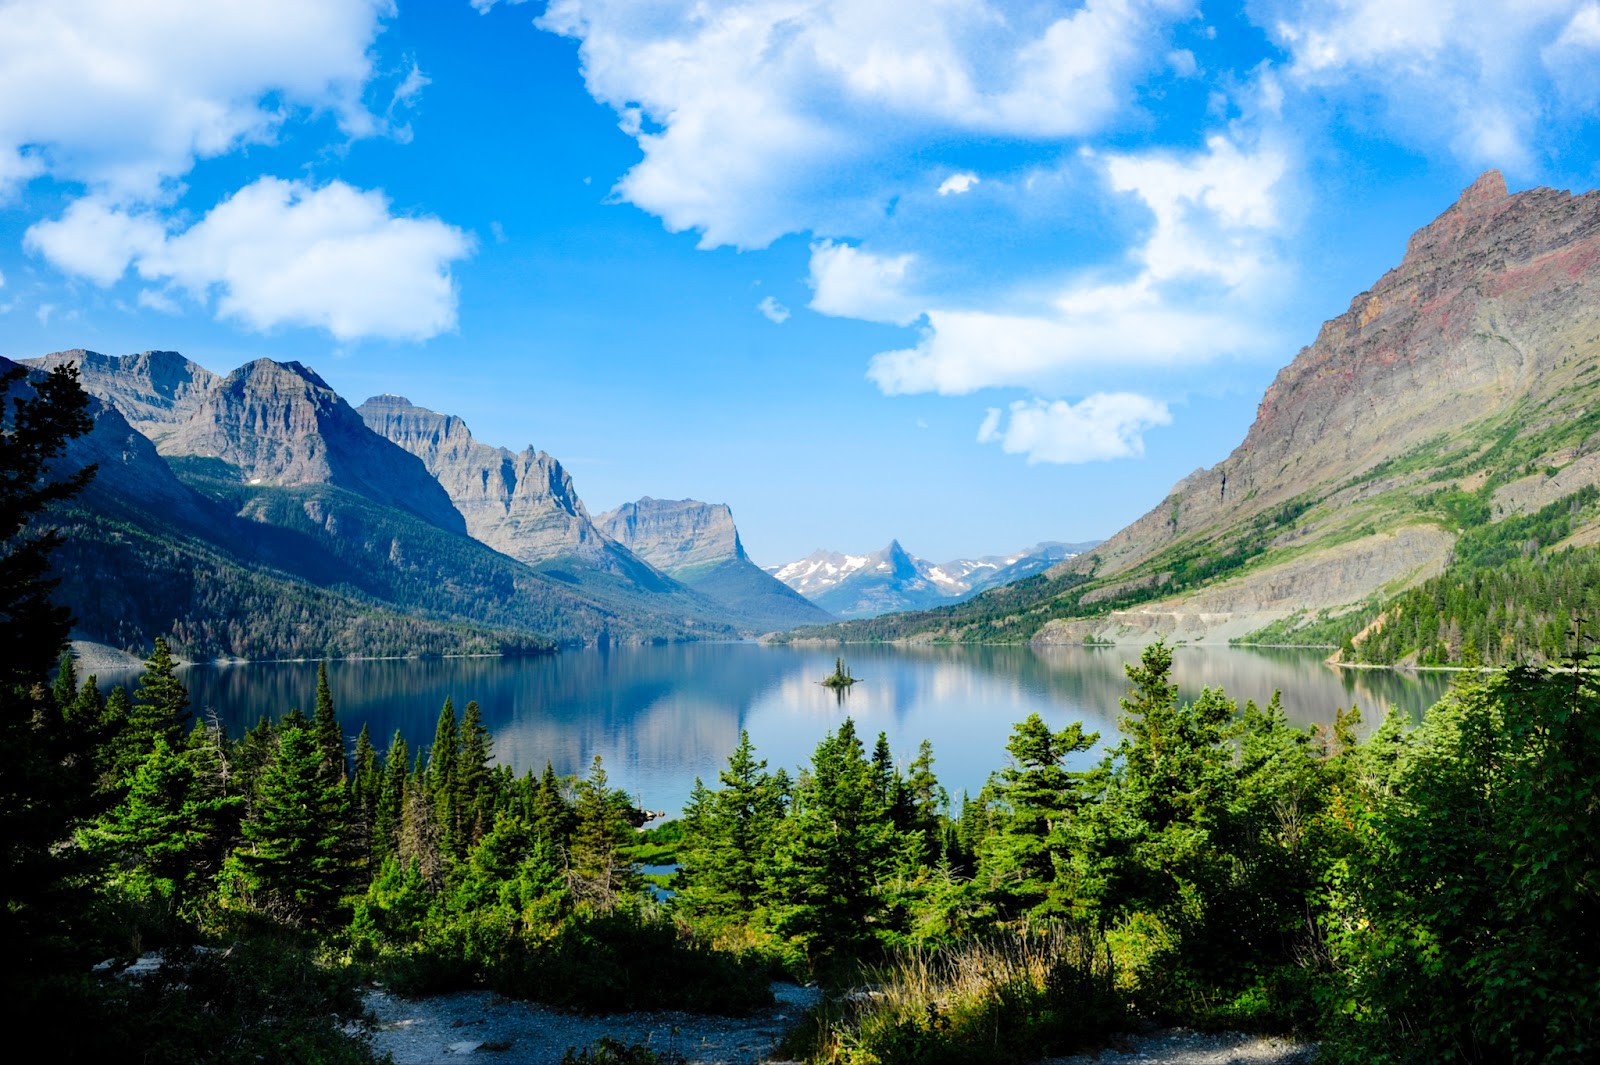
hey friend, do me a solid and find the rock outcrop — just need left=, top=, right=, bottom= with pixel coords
left=27, top=349, right=219, bottom=445
left=157, top=361, right=468, bottom=535
left=356, top=394, right=658, bottom=581
left=1067, top=171, right=1600, bottom=584
left=597, top=497, right=833, bottom=631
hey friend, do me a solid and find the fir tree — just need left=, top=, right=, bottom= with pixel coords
left=568, top=755, right=635, bottom=910
left=227, top=722, right=349, bottom=924
left=311, top=662, right=345, bottom=785
left=457, top=700, right=492, bottom=848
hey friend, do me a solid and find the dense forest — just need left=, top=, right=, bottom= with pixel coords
left=1243, top=486, right=1600, bottom=667
left=6, top=367, right=1598, bottom=1064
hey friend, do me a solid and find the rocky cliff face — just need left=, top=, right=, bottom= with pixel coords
left=1069, top=171, right=1600, bottom=586
left=26, top=349, right=219, bottom=445
left=156, top=360, right=468, bottom=535
left=356, top=394, right=651, bottom=576
left=596, top=497, right=834, bottom=631
left=595, top=497, right=746, bottom=574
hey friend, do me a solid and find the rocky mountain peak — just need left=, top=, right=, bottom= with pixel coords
left=25, top=348, right=219, bottom=442
left=595, top=497, right=747, bottom=575
left=159, top=358, right=467, bottom=534
left=1045, top=173, right=1600, bottom=626
left=357, top=394, right=632, bottom=569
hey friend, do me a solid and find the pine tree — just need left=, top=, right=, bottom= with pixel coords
left=373, top=732, right=410, bottom=861
left=977, top=712, right=1097, bottom=918
left=311, top=662, right=345, bottom=784
left=770, top=718, right=906, bottom=964
left=677, top=730, right=787, bottom=924
left=457, top=700, right=492, bottom=848
left=532, top=761, right=575, bottom=844
left=227, top=722, right=349, bottom=924
left=568, top=755, right=635, bottom=910
left=130, top=637, right=190, bottom=751
left=428, top=698, right=459, bottom=854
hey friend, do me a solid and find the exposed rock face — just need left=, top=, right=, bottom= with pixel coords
left=1068, top=171, right=1600, bottom=583
left=356, top=394, right=650, bottom=577
left=597, top=497, right=833, bottom=631
left=26, top=349, right=219, bottom=444
left=596, top=497, right=746, bottom=574
left=161, top=361, right=467, bottom=534
left=4, top=355, right=202, bottom=523
left=1021, top=171, right=1600, bottom=640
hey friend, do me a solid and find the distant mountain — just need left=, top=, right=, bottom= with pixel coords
left=794, top=171, right=1600, bottom=650
left=26, top=351, right=746, bottom=657
left=596, top=497, right=834, bottom=632
left=763, top=540, right=1092, bottom=619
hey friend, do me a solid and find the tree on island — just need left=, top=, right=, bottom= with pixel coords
left=821, top=656, right=858, bottom=689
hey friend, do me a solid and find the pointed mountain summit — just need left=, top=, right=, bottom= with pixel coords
left=769, top=539, right=1093, bottom=619
left=596, top=497, right=833, bottom=631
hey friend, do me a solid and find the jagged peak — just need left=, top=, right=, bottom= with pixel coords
left=1456, top=168, right=1509, bottom=212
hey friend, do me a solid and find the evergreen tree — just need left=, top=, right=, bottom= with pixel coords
left=428, top=697, right=459, bottom=853
left=977, top=712, right=1098, bottom=918
left=373, top=732, right=409, bottom=862
left=568, top=755, right=635, bottom=910
left=227, top=722, right=349, bottom=924
left=457, top=699, right=492, bottom=847
left=677, top=730, right=787, bottom=925
left=0, top=362, right=98, bottom=987
left=532, top=761, right=575, bottom=844
left=771, top=718, right=906, bottom=964
left=311, top=662, right=345, bottom=784
left=129, top=636, right=190, bottom=754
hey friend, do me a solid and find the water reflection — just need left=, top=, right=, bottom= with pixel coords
left=96, top=643, right=1454, bottom=815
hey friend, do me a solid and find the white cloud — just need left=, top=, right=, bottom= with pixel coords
left=28, top=178, right=474, bottom=342
left=0, top=0, right=392, bottom=201
left=137, top=288, right=182, bottom=315
left=471, top=0, right=530, bottom=11
left=937, top=172, right=979, bottom=196
left=23, top=198, right=167, bottom=286
left=867, top=134, right=1286, bottom=395
left=977, top=393, right=1171, bottom=464
left=807, top=240, right=921, bottom=326
left=757, top=295, right=791, bottom=323
left=1261, top=0, right=1593, bottom=167
left=537, top=0, right=1197, bottom=248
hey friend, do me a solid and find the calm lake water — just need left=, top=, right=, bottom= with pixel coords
left=98, top=643, right=1454, bottom=815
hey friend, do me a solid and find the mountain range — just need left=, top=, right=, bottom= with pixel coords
left=785, top=171, right=1600, bottom=652
left=765, top=540, right=1095, bottom=619
left=21, top=350, right=834, bottom=658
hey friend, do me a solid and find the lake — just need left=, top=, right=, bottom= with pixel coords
left=98, top=643, right=1455, bottom=815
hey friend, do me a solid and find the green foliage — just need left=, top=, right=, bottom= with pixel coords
left=1325, top=667, right=1600, bottom=1063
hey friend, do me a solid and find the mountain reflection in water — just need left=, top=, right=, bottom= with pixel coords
left=100, top=643, right=1453, bottom=814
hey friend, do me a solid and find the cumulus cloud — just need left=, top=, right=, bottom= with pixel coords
left=977, top=393, right=1171, bottom=464
left=757, top=295, right=791, bottom=323
left=537, top=0, right=1196, bottom=248
left=867, top=134, right=1286, bottom=395
left=1261, top=0, right=1595, bottom=167
left=27, top=178, right=473, bottom=342
left=0, top=0, right=391, bottom=201
left=938, top=172, right=979, bottom=195
left=807, top=240, right=921, bottom=326
left=24, top=199, right=166, bottom=286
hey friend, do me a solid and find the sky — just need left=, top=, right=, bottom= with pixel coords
left=2, top=1, right=1599, bottom=567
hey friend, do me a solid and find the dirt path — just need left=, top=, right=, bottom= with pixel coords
left=365, top=983, right=819, bottom=1064
left=367, top=988, right=1317, bottom=1065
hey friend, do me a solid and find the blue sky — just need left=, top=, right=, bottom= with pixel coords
left=3, top=1, right=1599, bottom=566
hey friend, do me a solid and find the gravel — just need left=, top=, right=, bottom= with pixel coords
left=365, top=982, right=820, bottom=1064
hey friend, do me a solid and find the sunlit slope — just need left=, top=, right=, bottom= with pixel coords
left=786, top=171, right=1600, bottom=645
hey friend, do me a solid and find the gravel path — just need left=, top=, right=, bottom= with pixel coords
left=365, top=983, right=820, bottom=1064
left=367, top=988, right=1316, bottom=1065
left=1045, top=1028, right=1317, bottom=1065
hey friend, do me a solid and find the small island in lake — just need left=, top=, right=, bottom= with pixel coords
left=821, top=656, right=858, bottom=689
